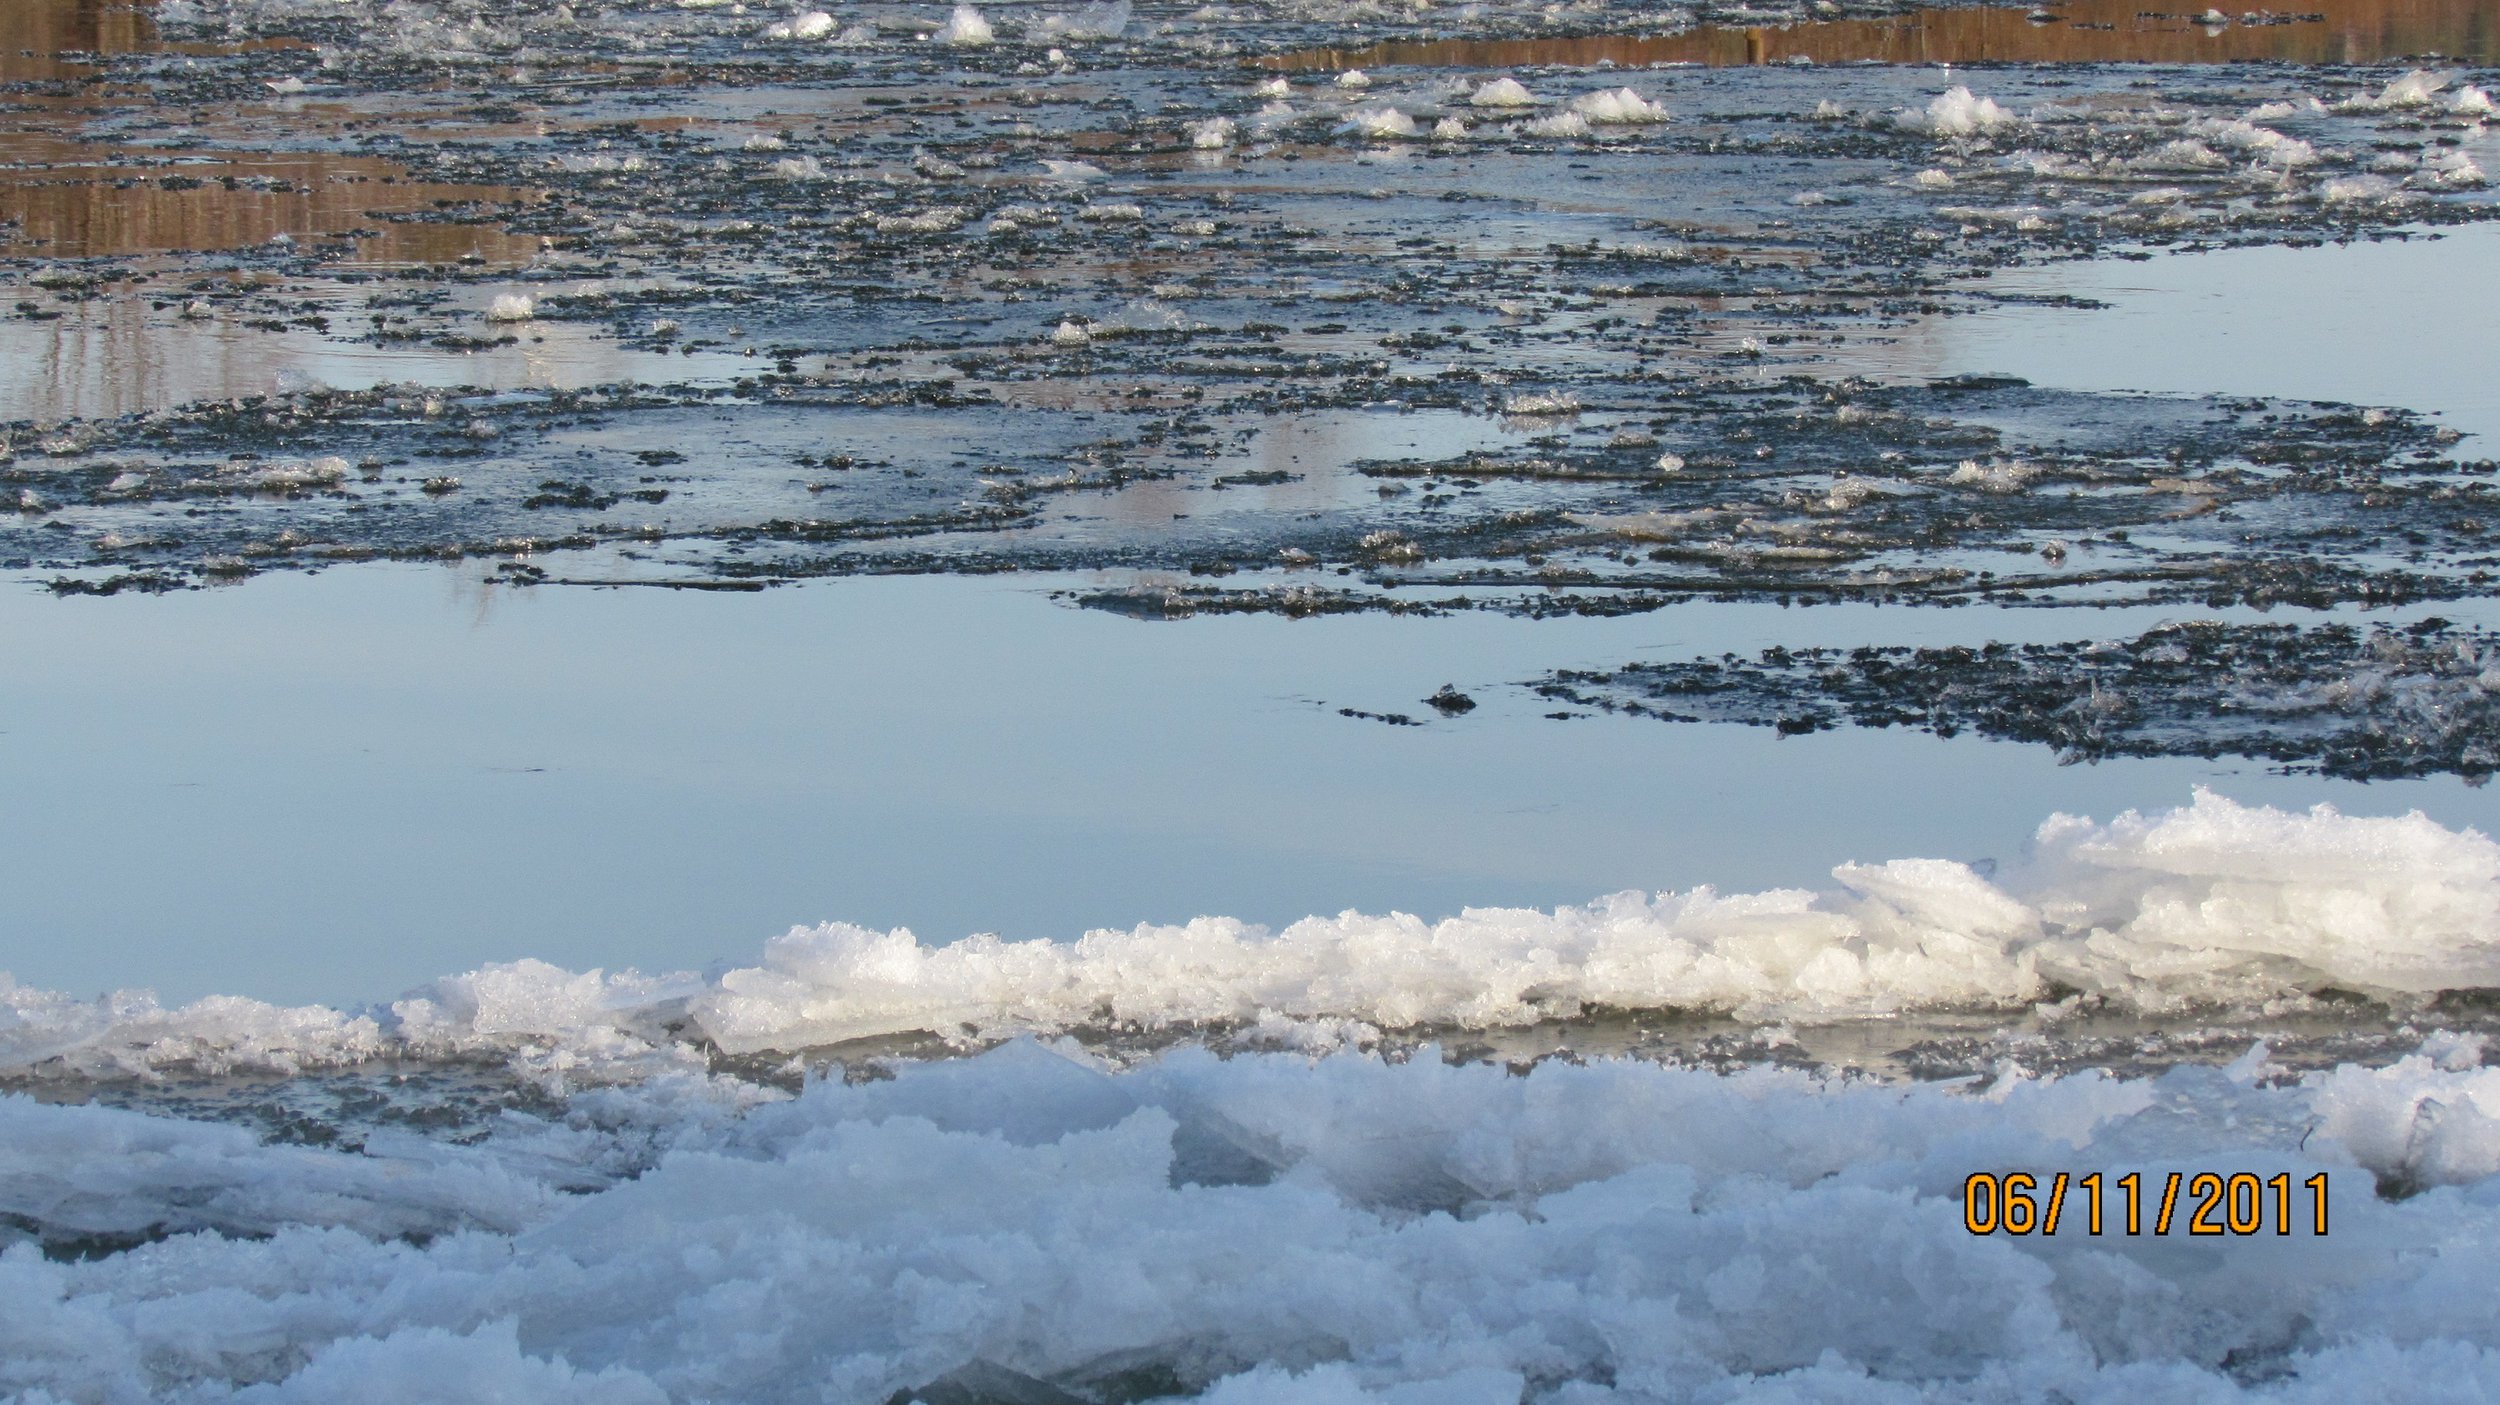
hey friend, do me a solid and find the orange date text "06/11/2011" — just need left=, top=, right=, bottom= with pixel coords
left=1963, top=1171, right=2331, bottom=1237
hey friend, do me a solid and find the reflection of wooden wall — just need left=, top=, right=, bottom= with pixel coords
left=0, top=0, right=158, bottom=80
left=0, top=157, right=540, bottom=263
left=1272, top=0, right=2500, bottom=70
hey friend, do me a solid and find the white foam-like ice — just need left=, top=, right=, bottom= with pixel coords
left=1342, top=107, right=1419, bottom=140
left=1522, top=110, right=1593, bottom=140
left=1030, top=0, right=1129, bottom=40
left=934, top=3, right=993, bottom=45
left=1469, top=76, right=1537, bottom=108
left=763, top=10, right=834, bottom=40
left=1897, top=85, right=2016, bottom=136
left=1570, top=87, right=1668, bottom=124
left=2340, top=68, right=2452, bottom=112
left=3, top=1036, right=2498, bottom=1402
left=2189, top=117, right=2321, bottom=168
left=6, top=793, right=2499, bottom=1080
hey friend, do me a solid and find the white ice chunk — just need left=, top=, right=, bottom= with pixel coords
left=935, top=3, right=993, bottom=45
left=1570, top=87, right=1668, bottom=123
left=1897, top=85, right=2016, bottom=136
left=1522, top=110, right=1592, bottom=139
left=1342, top=107, right=1419, bottom=140
left=1469, top=77, right=1537, bottom=108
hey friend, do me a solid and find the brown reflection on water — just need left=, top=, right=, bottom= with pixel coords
left=0, top=0, right=156, bottom=81
left=0, top=147, right=544, bottom=263
left=1267, top=0, right=2500, bottom=71
left=1, top=0, right=540, bottom=262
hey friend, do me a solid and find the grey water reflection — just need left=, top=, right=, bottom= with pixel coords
left=4, top=564, right=2495, bottom=1006
left=0, top=278, right=754, bottom=424
left=1903, top=221, right=2500, bottom=447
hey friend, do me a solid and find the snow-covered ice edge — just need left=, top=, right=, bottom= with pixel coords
left=6, top=790, right=2498, bottom=1081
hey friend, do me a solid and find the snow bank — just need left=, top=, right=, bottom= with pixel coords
left=5, top=793, right=2500, bottom=1079
left=2, top=1038, right=2498, bottom=1402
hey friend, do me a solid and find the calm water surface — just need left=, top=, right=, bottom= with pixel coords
left=4, top=564, right=2493, bottom=1005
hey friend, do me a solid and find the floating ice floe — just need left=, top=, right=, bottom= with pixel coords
left=553, top=152, right=649, bottom=173
left=2245, top=95, right=2327, bottom=121
left=2136, top=138, right=2229, bottom=171
left=257, top=456, right=353, bottom=492
left=2423, top=150, right=2487, bottom=186
left=1522, top=111, right=1593, bottom=139
left=935, top=3, right=992, bottom=45
left=1571, top=87, right=1668, bottom=123
left=871, top=209, right=964, bottom=234
left=763, top=9, right=834, bottom=40
left=1897, top=85, right=2017, bottom=136
left=1030, top=0, right=1128, bottom=40
left=1342, top=107, right=1419, bottom=140
left=1503, top=390, right=1582, bottom=417
left=2341, top=68, right=2452, bottom=112
left=2187, top=117, right=2318, bottom=167
left=2321, top=174, right=2403, bottom=203
left=1469, top=76, right=1537, bottom=108
left=1948, top=457, right=2034, bottom=492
